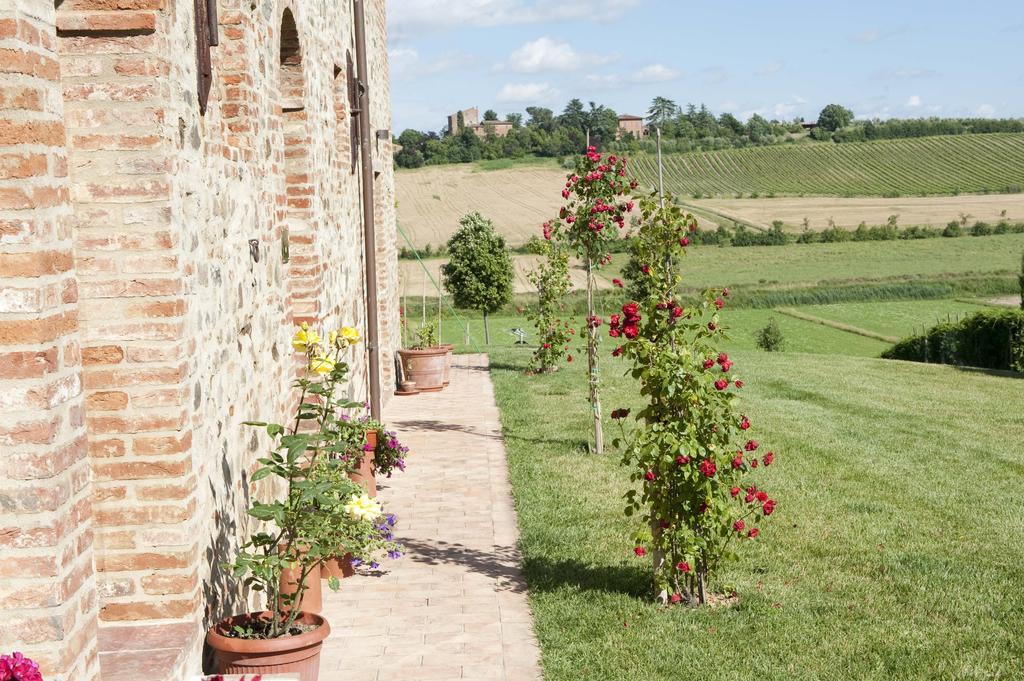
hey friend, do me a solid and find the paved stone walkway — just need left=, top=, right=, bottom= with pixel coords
left=319, top=355, right=543, bottom=681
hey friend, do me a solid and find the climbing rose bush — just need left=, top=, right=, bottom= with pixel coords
left=526, top=242, right=572, bottom=372
left=610, top=194, right=777, bottom=606
left=0, top=653, right=43, bottom=681
left=543, top=147, right=636, bottom=452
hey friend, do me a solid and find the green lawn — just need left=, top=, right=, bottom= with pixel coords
left=488, top=347, right=1024, bottom=680
left=796, top=300, right=989, bottom=339
left=601, top=233, right=1024, bottom=290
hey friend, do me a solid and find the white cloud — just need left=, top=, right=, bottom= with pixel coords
left=496, top=82, right=558, bottom=103
left=906, top=95, right=922, bottom=108
left=390, top=48, right=468, bottom=80
left=501, top=37, right=612, bottom=73
left=634, top=63, right=681, bottom=83
left=976, top=104, right=996, bottom=117
left=756, top=62, right=784, bottom=77
left=388, top=0, right=640, bottom=31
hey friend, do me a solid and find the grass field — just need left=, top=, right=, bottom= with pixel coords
left=795, top=300, right=988, bottom=339
left=487, top=346, right=1024, bottom=680
left=697, top=194, right=1024, bottom=232
left=630, top=134, right=1024, bottom=198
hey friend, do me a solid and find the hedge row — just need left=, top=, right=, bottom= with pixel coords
left=882, top=309, right=1024, bottom=372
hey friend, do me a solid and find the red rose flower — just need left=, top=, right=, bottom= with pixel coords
left=612, top=278, right=623, bottom=288
left=763, top=500, right=776, bottom=516
left=675, top=455, right=690, bottom=465
left=733, top=519, right=745, bottom=532
left=623, top=325, right=639, bottom=339
left=717, top=353, right=729, bottom=365
left=677, top=561, right=691, bottom=573
left=734, top=380, right=744, bottom=388
left=634, top=546, right=646, bottom=557
left=740, top=416, right=750, bottom=430
left=679, top=237, right=690, bottom=247
left=745, top=492, right=755, bottom=503
left=730, top=486, right=741, bottom=498
left=566, top=355, right=573, bottom=363
left=708, top=322, right=717, bottom=331
left=744, top=440, right=759, bottom=451
left=562, top=189, right=570, bottom=199
left=670, top=592, right=682, bottom=604
left=748, top=528, right=760, bottom=539
left=699, top=459, right=717, bottom=477
left=731, top=454, right=744, bottom=470
left=721, top=360, right=733, bottom=372
left=671, top=306, right=683, bottom=319
left=763, top=452, right=774, bottom=466
left=622, top=302, right=639, bottom=318
left=715, top=379, right=729, bottom=391
left=644, top=470, right=656, bottom=481
left=750, top=458, right=759, bottom=468
left=611, top=346, right=623, bottom=357
left=715, top=297, right=725, bottom=310
left=756, top=491, right=769, bottom=502
left=703, top=358, right=715, bottom=370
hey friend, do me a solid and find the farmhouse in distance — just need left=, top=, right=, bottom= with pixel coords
left=447, top=106, right=514, bottom=137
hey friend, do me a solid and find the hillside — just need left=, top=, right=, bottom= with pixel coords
left=630, top=133, right=1024, bottom=197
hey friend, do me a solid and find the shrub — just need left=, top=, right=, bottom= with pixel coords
left=756, top=318, right=785, bottom=351
left=610, top=193, right=777, bottom=605
left=442, top=212, right=515, bottom=344
left=882, top=309, right=1024, bottom=372
left=526, top=243, right=573, bottom=372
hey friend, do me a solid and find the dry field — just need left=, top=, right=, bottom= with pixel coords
left=395, top=160, right=718, bottom=249
left=698, top=194, right=1024, bottom=231
left=396, top=162, right=566, bottom=249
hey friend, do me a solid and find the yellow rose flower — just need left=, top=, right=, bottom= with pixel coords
left=339, top=326, right=360, bottom=345
left=344, top=493, right=382, bottom=521
left=292, top=322, right=321, bottom=353
left=309, top=354, right=336, bottom=375
left=328, top=330, right=339, bottom=346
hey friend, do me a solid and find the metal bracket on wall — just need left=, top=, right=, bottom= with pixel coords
left=281, top=228, right=290, bottom=263
left=248, top=239, right=260, bottom=263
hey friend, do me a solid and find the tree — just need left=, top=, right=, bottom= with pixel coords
left=646, top=96, right=680, bottom=129
left=817, top=104, right=854, bottom=132
left=483, top=109, right=498, bottom=121
left=1019, top=252, right=1024, bottom=310
left=441, top=213, right=514, bottom=344
left=507, top=112, right=523, bottom=128
left=586, top=101, right=619, bottom=147
left=526, top=106, right=556, bottom=132
left=718, top=112, right=745, bottom=136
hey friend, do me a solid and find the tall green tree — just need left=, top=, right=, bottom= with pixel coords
left=441, top=213, right=514, bottom=344
left=483, top=109, right=499, bottom=121
left=817, top=103, right=854, bottom=132
left=646, top=96, right=680, bottom=129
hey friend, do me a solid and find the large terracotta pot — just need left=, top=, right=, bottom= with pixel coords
left=207, top=611, right=330, bottom=681
left=398, top=346, right=447, bottom=392
left=279, top=561, right=322, bottom=615
left=440, top=343, right=454, bottom=386
left=321, top=552, right=356, bottom=581
left=347, top=429, right=377, bottom=496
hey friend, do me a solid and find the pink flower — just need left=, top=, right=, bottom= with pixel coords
left=715, top=297, right=725, bottom=310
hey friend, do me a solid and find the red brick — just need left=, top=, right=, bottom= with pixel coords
left=78, top=277, right=181, bottom=299
left=140, top=571, right=195, bottom=595
left=91, top=457, right=190, bottom=481
left=0, top=311, right=77, bottom=345
left=0, top=553, right=59, bottom=579
left=82, top=345, right=124, bottom=365
left=73, top=180, right=170, bottom=202
left=6, top=435, right=86, bottom=479
left=0, top=416, right=58, bottom=446
left=88, top=437, right=125, bottom=457
left=71, top=133, right=162, bottom=151
left=56, top=11, right=156, bottom=33
left=86, top=411, right=187, bottom=436
left=0, top=153, right=48, bottom=180
left=95, top=549, right=192, bottom=572
left=113, top=57, right=168, bottom=76
left=135, top=478, right=192, bottom=501
left=85, top=390, right=128, bottom=410
left=83, top=364, right=186, bottom=389
left=94, top=500, right=192, bottom=525
left=99, top=598, right=194, bottom=622
left=0, top=348, right=58, bottom=379
left=0, top=249, right=74, bottom=277
left=63, top=82, right=157, bottom=103
left=133, top=431, right=190, bottom=455
left=0, top=119, right=65, bottom=147
left=0, top=48, right=60, bottom=80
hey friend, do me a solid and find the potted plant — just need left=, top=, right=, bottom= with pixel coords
left=207, top=323, right=401, bottom=681
left=397, top=323, right=447, bottom=391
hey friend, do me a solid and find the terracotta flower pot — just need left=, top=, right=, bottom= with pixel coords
left=279, top=561, right=322, bottom=615
left=348, top=429, right=377, bottom=497
left=440, top=343, right=454, bottom=386
left=206, top=611, right=330, bottom=681
left=398, top=346, right=447, bottom=392
left=321, top=552, right=356, bottom=581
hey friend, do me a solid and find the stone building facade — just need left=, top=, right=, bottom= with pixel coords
left=0, top=0, right=399, bottom=678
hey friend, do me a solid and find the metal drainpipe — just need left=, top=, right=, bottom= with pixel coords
left=353, top=0, right=382, bottom=420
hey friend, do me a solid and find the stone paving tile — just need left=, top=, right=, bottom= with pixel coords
left=319, top=355, right=543, bottom=681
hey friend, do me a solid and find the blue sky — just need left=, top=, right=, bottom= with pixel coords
left=385, top=0, right=1024, bottom=133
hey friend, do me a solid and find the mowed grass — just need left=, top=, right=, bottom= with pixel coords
left=630, top=133, right=1024, bottom=197
left=488, top=347, right=1024, bottom=680
left=796, top=299, right=989, bottom=339
left=602, top=233, right=1024, bottom=290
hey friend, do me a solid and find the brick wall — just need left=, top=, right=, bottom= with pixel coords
left=0, top=1, right=100, bottom=678
left=0, top=0, right=398, bottom=676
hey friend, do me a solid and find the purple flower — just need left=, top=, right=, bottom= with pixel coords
left=369, top=561, right=380, bottom=569
left=396, top=458, right=406, bottom=472
left=387, top=549, right=402, bottom=560
left=362, top=443, right=374, bottom=452
left=340, top=414, right=350, bottom=421
left=0, top=653, right=42, bottom=681
left=350, top=558, right=362, bottom=567
left=385, top=513, right=397, bottom=527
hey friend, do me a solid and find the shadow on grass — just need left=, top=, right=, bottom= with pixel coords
left=505, top=432, right=590, bottom=452
left=953, top=365, right=1023, bottom=379
left=398, top=537, right=646, bottom=599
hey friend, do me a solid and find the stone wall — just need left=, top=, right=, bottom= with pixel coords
left=0, top=0, right=398, bottom=676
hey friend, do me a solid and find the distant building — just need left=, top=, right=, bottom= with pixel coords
left=617, top=114, right=648, bottom=140
left=801, top=121, right=819, bottom=130
left=447, top=107, right=514, bottom=138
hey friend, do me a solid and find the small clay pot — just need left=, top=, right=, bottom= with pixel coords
left=279, top=559, right=322, bottom=615
left=398, top=346, right=447, bottom=391
left=206, top=611, right=330, bottom=681
left=347, top=428, right=377, bottom=497
left=440, top=343, right=454, bottom=386
left=321, top=552, right=356, bottom=581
